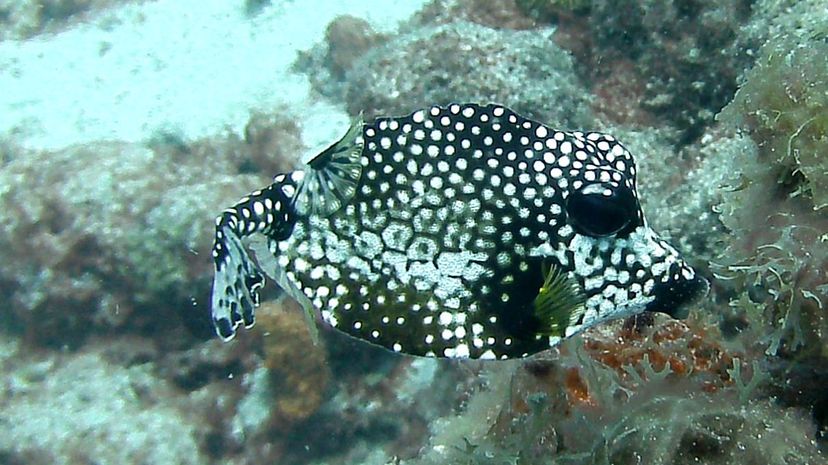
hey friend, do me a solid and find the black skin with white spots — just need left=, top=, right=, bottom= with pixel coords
left=210, top=103, right=708, bottom=359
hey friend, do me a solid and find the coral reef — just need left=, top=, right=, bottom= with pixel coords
left=409, top=335, right=822, bottom=465
left=207, top=299, right=333, bottom=464
left=0, top=111, right=302, bottom=348
left=416, top=0, right=541, bottom=30
left=257, top=300, right=331, bottom=430
left=298, top=19, right=594, bottom=129
left=174, top=298, right=465, bottom=465
left=0, top=0, right=136, bottom=41
left=322, top=15, right=387, bottom=80
left=579, top=315, right=741, bottom=394
left=273, top=322, right=471, bottom=464
left=714, top=29, right=828, bottom=352
left=0, top=341, right=207, bottom=465
left=720, top=31, right=828, bottom=210
left=3, top=1, right=828, bottom=464
left=582, top=0, right=753, bottom=142
left=491, top=0, right=754, bottom=141
left=709, top=24, right=828, bottom=443
left=516, top=0, right=591, bottom=20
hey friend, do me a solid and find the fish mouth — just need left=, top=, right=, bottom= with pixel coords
left=644, top=272, right=710, bottom=320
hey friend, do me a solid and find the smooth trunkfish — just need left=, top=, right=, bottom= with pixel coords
left=209, top=103, right=708, bottom=360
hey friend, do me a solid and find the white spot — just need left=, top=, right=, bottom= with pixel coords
left=535, top=126, right=548, bottom=138
left=252, top=201, right=265, bottom=216
left=533, top=160, right=545, bottom=172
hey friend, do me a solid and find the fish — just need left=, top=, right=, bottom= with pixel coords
left=209, top=103, right=708, bottom=360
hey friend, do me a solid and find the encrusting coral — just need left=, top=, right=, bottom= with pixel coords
left=256, top=300, right=331, bottom=430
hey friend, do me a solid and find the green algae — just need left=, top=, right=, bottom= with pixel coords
left=720, top=31, right=828, bottom=211
left=713, top=30, right=828, bottom=356
left=406, top=338, right=820, bottom=465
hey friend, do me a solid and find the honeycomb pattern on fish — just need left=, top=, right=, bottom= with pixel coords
left=210, top=103, right=708, bottom=359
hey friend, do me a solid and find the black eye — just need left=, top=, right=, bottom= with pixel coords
left=565, top=182, right=639, bottom=237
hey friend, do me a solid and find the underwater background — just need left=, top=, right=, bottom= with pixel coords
left=0, top=0, right=826, bottom=463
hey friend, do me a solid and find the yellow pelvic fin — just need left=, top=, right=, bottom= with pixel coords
left=533, top=262, right=586, bottom=338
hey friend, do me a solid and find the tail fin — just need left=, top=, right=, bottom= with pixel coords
left=209, top=115, right=365, bottom=340
left=210, top=181, right=297, bottom=340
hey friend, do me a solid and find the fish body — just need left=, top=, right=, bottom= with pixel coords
left=210, top=103, right=707, bottom=359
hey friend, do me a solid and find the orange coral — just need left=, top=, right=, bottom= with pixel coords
left=502, top=314, right=750, bottom=420
left=581, top=316, right=739, bottom=395
left=255, top=300, right=330, bottom=430
left=563, top=366, right=597, bottom=408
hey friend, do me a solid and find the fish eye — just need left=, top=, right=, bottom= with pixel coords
left=565, top=182, right=638, bottom=237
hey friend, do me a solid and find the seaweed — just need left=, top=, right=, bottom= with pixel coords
left=403, top=333, right=822, bottom=465
left=721, top=30, right=828, bottom=210
left=715, top=29, right=828, bottom=356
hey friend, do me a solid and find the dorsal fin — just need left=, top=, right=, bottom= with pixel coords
left=293, top=113, right=365, bottom=216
